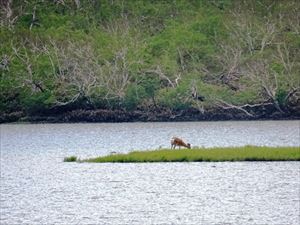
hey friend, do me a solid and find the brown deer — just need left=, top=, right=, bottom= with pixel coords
left=171, top=137, right=191, bottom=149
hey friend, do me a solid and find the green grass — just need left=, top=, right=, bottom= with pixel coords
left=63, top=156, right=77, bottom=162
left=80, top=146, right=300, bottom=163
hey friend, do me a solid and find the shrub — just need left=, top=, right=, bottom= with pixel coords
left=63, top=156, right=77, bottom=162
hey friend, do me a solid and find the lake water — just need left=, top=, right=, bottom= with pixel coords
left=0, top=120, right=299, bottom=224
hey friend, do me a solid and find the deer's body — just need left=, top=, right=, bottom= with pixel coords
left=171, top=137, right=191, bottom=149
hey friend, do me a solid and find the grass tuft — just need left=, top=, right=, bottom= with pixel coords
left=63, top=156, right=77, bottom=162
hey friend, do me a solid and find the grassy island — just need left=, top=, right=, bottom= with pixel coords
left=65, top=146, right=300, bottom=163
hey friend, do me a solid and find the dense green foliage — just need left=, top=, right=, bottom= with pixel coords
left=83, top=146, right=300, bottom=163
left=1, top=0, right=299, bottom=119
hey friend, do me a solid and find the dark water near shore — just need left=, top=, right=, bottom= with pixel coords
left=1, top=120, right=300, bottom=224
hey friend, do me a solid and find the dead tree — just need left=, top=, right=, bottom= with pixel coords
left=12, top=44, right=45, bottom=93
left=0, top=0, right=18, bottom=28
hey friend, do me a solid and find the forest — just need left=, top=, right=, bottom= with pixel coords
left=0, top=0, right=299, bottom=122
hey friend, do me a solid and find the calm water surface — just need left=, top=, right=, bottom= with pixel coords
left=0, top=120, right=300, bottom=224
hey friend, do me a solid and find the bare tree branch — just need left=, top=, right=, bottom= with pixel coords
left=215, top=99, right=273, bottom=117
left=0, top=0, right=18, bottom=28
left=145, top=66, right=180, bottom=88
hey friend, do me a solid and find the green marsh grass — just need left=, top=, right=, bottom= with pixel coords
left=82, top=146, right=300, bottom=163
left=63, top=156, right=77, bottom=162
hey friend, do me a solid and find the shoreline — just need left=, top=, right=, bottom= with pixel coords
left=1, top=107, right=299, bottom=124
left=2, top=117, right=300, bottom=125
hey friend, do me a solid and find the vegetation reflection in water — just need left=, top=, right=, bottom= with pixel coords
left=64, top=146, right=300, bottom=163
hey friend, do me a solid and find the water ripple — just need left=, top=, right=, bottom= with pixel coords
left=0, top=121, right=299, bottom=224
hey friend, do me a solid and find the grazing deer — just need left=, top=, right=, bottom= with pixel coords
left=171, top=137, right=191, bottom=149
